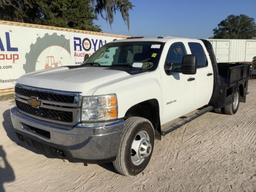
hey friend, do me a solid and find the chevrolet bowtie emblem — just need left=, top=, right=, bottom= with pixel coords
left=28, top=97, right=41, bottom=108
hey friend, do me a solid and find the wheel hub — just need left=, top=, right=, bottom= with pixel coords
left=131, top=130, right=152, bottom=166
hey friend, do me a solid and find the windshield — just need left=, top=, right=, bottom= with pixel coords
left=84, top=42, right=164, bottom=71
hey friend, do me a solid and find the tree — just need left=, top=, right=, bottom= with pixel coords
left=0, top=0, right=38, bottom=22
left=213, top=15, right=256, bottom=39
left=36, top=0, right=101, bottom=31
left=0, top=0, right=133, bottom=31
left=92, top=0, right=133, bottom=29
left=0, top=0, right=100, bottom=31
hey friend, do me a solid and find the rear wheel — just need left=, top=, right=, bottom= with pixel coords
left=113, top=117, right=154, bottom=176
left=224, top=90, right=240, bottom=115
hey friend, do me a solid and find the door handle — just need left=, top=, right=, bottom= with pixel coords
left=187, top=77, right=195, bottom=81
left=207, top=73, right=213, bottom=76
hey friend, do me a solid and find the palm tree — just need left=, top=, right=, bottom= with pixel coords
left=92, top=0, right=133, bottom=29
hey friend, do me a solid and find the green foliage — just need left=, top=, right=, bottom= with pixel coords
left=36, top=0, right=100, bottom=31
left=0, top=0, right=101, bottom=31
left=0, top=0, right=133, bottom=31
left=0, top=0, right=38, bottom=22
left=213, top=15, right=256, bottom=39
left=92, top=0, right=133, bottom=29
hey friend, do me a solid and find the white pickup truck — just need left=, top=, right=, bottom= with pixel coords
left=11, top=37, right=250, bottom=176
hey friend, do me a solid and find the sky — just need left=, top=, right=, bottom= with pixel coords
left=94, top=0, right=256, bottom=38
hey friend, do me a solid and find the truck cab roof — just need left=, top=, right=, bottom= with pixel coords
left=113, top=36, right=204, bottom=43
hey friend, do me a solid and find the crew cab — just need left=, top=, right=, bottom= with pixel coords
left=10, top=37, right=250, bottom=176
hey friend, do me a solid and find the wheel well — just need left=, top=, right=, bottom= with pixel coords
left=239, top=84, right=244, bottom=97
left=238, top=83, right=248, bottom=103
left=125, top=99, right=161, bottom=139
left=239, top=82, right=247, bottom=98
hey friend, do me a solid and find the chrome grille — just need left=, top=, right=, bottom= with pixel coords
left=15, top=84, right=81, bottom=126
left=16, top=100, right=73, bottom=123
left=15, top=84, right=77, bottom=103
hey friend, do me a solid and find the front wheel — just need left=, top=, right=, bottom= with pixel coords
left=224, top=90, right=240, bottom=115
left=113, top=117, right=155, bottom=176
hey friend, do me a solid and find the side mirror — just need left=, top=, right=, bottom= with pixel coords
left=181, top=55, right=197, bottom=75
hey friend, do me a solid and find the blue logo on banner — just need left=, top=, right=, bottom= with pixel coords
left=73, top=37, right=107, bottom=52
left=0, top=32, right=18, bottom=52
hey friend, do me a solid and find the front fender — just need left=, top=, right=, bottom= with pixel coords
left=93, top=73, right=163, bottom=120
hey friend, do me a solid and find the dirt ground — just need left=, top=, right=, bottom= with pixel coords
left=1, top=81, right=256, bottom=192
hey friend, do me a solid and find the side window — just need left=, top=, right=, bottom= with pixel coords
left=188, top=43, right=208, bottom=68
left=165, top=42, right=187, bottom=73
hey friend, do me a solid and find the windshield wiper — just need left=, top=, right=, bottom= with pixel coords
left=66, top=62, right=101, bottom=69
left=110, top=63, right=154, bottom=71
left=109, top=64, right=133, bottom=68
left=83, top=62, right=101, bottom=67
left=81, top=62, right=101, bottom=67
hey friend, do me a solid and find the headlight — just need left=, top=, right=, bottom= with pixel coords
left=81, top=94, right=118, bottom=122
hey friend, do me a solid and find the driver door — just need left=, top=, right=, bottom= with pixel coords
left=161, top=42, right=198, bottom=124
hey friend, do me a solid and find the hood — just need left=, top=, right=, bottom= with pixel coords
left=17, top=66, right=131, bottom=95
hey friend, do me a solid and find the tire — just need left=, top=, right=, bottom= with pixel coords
left=224, top=90, right=240, bottom=115
left=113, top=117, right=155, bottom=176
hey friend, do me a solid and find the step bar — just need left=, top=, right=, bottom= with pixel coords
left=161, top=106, right=214, bottom=136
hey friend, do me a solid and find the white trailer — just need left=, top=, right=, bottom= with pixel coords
left=0, top=20, right=126, bottom=94
left=209, top=39, right=256, bottom=63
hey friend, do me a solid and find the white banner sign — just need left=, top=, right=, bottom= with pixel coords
left=0, top=21, right=125, bottom=91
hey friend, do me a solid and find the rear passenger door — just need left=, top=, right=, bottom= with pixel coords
left=188, top=42, right=214, bottom=107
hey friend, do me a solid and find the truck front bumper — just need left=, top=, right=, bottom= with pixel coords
left=10, top=107, right=124, bottom=161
